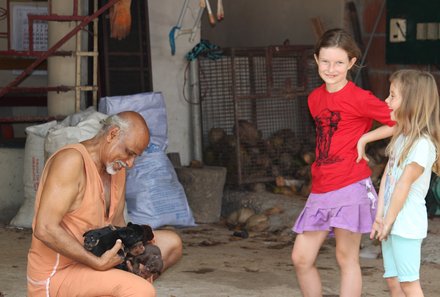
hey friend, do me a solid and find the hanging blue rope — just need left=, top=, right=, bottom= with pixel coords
left=185, top=39, right=223, bottom=61
left=169, top=26, right=181, bottom=56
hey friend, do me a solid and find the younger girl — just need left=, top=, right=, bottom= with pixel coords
left=370, top=70, right=440, bottom=296
left=291, top=28, right=395, bottom=297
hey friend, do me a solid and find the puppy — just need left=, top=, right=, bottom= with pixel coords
left=128, top=244, right=164, bottom=279
left=83, top=222, right=157, bottom=270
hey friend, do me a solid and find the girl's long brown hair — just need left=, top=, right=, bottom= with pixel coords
left=386, top=70, right=440, bottom=174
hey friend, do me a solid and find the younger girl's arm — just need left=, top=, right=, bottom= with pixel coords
left=370, top=161, right=388, bottom=240
left=377, top=162, right=424, bottom=241
left=357, top=125, right=395, bottom=162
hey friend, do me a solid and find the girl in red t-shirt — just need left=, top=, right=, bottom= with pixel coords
left=290, top=28, right=394, bottom=297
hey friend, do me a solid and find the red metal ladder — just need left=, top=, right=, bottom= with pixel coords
left=0, top=0, right=120, bottom=123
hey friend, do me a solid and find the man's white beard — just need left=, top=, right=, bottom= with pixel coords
left=106, top=162, right=117, bottom=175
left=106, top=160, right=127, bottom=175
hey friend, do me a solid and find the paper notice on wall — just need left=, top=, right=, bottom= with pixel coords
left=10, top=2, right=48, bottom=51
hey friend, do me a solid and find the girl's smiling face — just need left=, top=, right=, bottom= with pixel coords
left=315, top=47, right=357, bottom=93
left=385, top=82, right=403, bottom=121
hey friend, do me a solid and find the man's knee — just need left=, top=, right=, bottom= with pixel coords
left=118, top=278, right=156, bottom=297
left=137, top=282, right=156, bottom=297
left=154, top=230, right=183, bottom=270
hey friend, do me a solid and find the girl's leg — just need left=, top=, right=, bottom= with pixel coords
left=334, top=228, right=362, bottom=297
left=389, top=236, right=424, bottom=297
left=292, top=230, right=328, bottom=297
left=400, top=280, right=424, bottom=297
left=385, top=277, right=405, bottom=297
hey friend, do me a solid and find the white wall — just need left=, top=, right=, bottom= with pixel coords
left=148, top=0, right=203, bottom=165
left=202, top=0, right=346, bottom=47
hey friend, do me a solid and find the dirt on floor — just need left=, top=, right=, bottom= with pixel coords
left=1, top=218, right=440, bottom=297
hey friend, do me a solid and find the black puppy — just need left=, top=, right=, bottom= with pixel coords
left=83, top=222, right=154, bottom=259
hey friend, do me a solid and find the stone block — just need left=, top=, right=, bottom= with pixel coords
left=176, top=166, right=227, bottom=223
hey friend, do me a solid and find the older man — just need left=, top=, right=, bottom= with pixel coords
left=27, top=111, right=182, bottom=297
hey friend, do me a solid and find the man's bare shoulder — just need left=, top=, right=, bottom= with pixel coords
left=48, top=147, right=86, bottom=174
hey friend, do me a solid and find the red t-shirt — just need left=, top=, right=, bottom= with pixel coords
left=308, top=81, right=394, bottom=193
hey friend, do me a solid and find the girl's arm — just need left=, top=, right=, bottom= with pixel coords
left=357, top=125, right=395, bottom=163
left=377, top=162, right=424, bottom=241
left=370, top=162, right=388, bottom=240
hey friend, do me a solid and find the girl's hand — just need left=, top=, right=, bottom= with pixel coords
left=370, top=217, right=382, bottom=240
left=377, top=223, right=392, bottom=241
left=356, top=136, right=370, bottom=163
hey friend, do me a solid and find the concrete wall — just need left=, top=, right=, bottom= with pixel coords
left=0, top=148, right=24, bottom=223
left=202, top=0, right=346, bottom=47
left=148, top=0, right=202, bottom=164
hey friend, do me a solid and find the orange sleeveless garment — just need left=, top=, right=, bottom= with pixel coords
left=27, top=144, right=155, bottom=297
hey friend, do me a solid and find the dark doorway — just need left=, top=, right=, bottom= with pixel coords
left=97, top=0, right=153, bottom=97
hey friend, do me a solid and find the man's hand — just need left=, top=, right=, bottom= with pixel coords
left=94, top=239, right=124, bottom=270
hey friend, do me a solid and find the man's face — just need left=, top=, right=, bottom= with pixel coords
left=105, top=128, right=149, bottom=174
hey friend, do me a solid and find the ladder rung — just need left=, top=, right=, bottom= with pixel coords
left=75, top=86, right=98, bottom=91
left=76, top=52, right=98, bottom=57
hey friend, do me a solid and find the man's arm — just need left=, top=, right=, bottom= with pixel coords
left=34, top=149, right=123, bottom=270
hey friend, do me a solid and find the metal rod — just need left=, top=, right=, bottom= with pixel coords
left=176, top=0, right=190, bottom=28
left=75, top=0, right=82, bottom=111
left=189, top=59, right=203, bottom=161
left=354, top=0, right=386, bottom=84
left=92, top=0, right=98, bottom=108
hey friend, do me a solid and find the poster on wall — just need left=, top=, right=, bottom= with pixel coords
left=386, top=0, right=440, bottom=64
left=9, top=1, right=48, bottom=51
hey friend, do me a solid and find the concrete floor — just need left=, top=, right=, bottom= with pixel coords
left=2, top=221, right=440, bottom=297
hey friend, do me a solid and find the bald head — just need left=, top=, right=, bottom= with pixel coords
left=116, top=111, right=150, bottom=148
left=98, top=111, right=150, bottom=152
left=117, top=111, right=149, bottom=134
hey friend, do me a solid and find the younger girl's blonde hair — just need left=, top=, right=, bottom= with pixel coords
left=386, top=69, right=440, bottom=174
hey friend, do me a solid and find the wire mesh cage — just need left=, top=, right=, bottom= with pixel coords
left=199, top=45, right=322, bottom=185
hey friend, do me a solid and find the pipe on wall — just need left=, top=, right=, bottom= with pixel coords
left=189, top=59, right=202, bottom=161
left=47, top=0, right=76, bottom=116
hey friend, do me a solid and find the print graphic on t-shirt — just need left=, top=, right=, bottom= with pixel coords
left=384, top=154, right=396, bottom=209
left=315, top=109, right=342, bottom=165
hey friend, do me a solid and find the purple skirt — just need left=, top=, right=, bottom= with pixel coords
left=293, top=178, right=377, bottom=236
